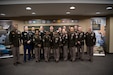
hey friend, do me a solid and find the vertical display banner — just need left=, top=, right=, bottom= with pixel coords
left=0, top=20, right=13, bottom=58
left=91, top=17, right=106, bottom=56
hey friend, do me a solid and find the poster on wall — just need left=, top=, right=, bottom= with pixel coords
left=91, top=17, right=106, bottom=56
left=0, top=20, right=13, bottom=58
left=92, top=24, right=100, bottom=30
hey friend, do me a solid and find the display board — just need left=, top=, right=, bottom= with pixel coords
left=0, top=20, right=13, bottom=58
left=91, top=17, right=106, bottom=56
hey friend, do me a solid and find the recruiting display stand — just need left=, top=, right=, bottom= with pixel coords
left=0, top=20, right=13, bottom=59
left=91, top=17, right=106, bottom=57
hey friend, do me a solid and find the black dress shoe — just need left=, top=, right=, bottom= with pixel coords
left=16, top=62, right=22, bottom=64
left=89, top=59, right=93, bottom=62
left=56, top=60, right=59, bottom=63
left=13, top=63, right=17, bottom=66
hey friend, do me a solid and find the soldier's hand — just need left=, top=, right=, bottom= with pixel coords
left=27, top=40, right=31, bottom=44
left=38, top=44, right=41, bottom=47
left=10, top=45, right=14, bottom=48
left=78, top=41, right=80, bottom=44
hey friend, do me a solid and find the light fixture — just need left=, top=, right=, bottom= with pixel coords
left=0, top=13, right=5, bottom=16
left=26, top=7, right=32, bottom=10
left=66, top=11, right=70, bottom=14
left=106, top=6, right=112, bottom=10
left=70, top=6, right=75, bottom=10
left=96, top=12, right=100, bottom=14
left=32, top=12, right=36, bottom=15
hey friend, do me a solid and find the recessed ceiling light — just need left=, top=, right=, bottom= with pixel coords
left=96, top=12, right=100, bottom=14
left=26, top=7, right=32, bottom=10
left=0, top=13, right=5, bottom=16
left=106, top=6, right=112, bottom=10
left=32, top=12, right=36, bottom=15
left=66, top=11, right=70, bottom=14
left=70, top=6, right=75, bottom=10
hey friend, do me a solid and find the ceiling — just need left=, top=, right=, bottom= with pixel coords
left=0, top=0, right=113, bottom=18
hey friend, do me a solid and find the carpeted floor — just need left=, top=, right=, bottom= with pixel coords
left=0, top=54, right=113, bottom=75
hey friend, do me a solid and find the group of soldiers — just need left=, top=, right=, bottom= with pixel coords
left=9, top=24, right=96, bottom=66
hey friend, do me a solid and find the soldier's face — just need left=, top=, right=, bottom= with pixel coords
left=50, top=26, right=54, bottom=31
left=58, top=27, right=62, bottom=32
left=62, top=29, right=66, bottom=34
left=24, top=26, right=28, bottom=31
left=63, top=26, right=66, bottom=29
left=31, top=27, right=35, bottom=31
left=74, top=26, right=78, bottom=30
left=70, top=27, right=74, bottom=32
left=35, top=30, right=39, bottom=34
left=78, top=27, right=82, bottom=31
left=13, top=24, right=18, bottom=30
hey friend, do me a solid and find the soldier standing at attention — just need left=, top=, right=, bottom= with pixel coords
left=21, top=26, right=31, bottom=62
left=68, top=27, right=77, bottom=62
left=9, top=24, right=21, bottom=65
left=39, top=26, right=45, bottom=59
left=43, top=31, right=51, bottom=62
left=53, top=32, right=60, bottom=62
left=77, top=26, right=85, bottom=60
left=85, top=27, right=96, bottom=62
left=33, top=29, right=41, bottom=62
left=74, top=25, right=78, bottom=32
left=62, top=29, right=68, bottom=61
left=49, top=26, right=54, bottom=54
left=29, top=27, right=35, bottom=59
left=57, top=27, right=63, bottom=59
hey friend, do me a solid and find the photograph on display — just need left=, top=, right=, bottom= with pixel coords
left=0, top=20, right=13, bottom=58
left=28, top=25, right=75, bottom=32
left=92, top=24, right=100, bottom=30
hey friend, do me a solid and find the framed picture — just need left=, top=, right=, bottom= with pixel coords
left=92, top=24, right=100, bottom=30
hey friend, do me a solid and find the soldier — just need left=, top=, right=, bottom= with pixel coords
left=29, top=27, right=35, bottom=59
left=63, top=26, right=67, bottom=31
left=57, top=27, right=62, bottom=35
left=74, top=25, right=78, bottom=32
left=68, top=27, right=77, bottom=62
left=49, top=26, right=54, bottom=52
left=21, top=26, right=31, bottom=62
left=57, top=27, right=63, bottom=59
left=53, top=32, right=60, bottom=62
left=85, top=27, right=96, bottom=62
left=77, top=26, right=85, bottom=60
left=43, top=31, right=51, bottom=62
left=39, top=26, right=45, bottom=59
left=9, top=24, right=21, bottom=65
left=62, top=29, right=68, bottom=61
left=33, top=29, right=41, bottom=62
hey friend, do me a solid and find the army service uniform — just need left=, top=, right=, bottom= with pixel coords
left=77, top=31, right=85, bottom=60
left=58, top=32, right=63, bottom=59
left=33, top=34, right=41, bottom=62
left=68, top=32, right=77, bottom=61
left=85, top=32, right=96, bottom=62
left=39, top=31, right=45, bottom=59
left=9, top=29, right=21, bottom=64
left=43, top=34, right=51, bottom=62
left=21, top=31, right=31, bottom=62
left=53, top=33, right=60, bottom=62
left=62, top=33, right=68, bottom=61
left=29, top=31, right=35, bottom=58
